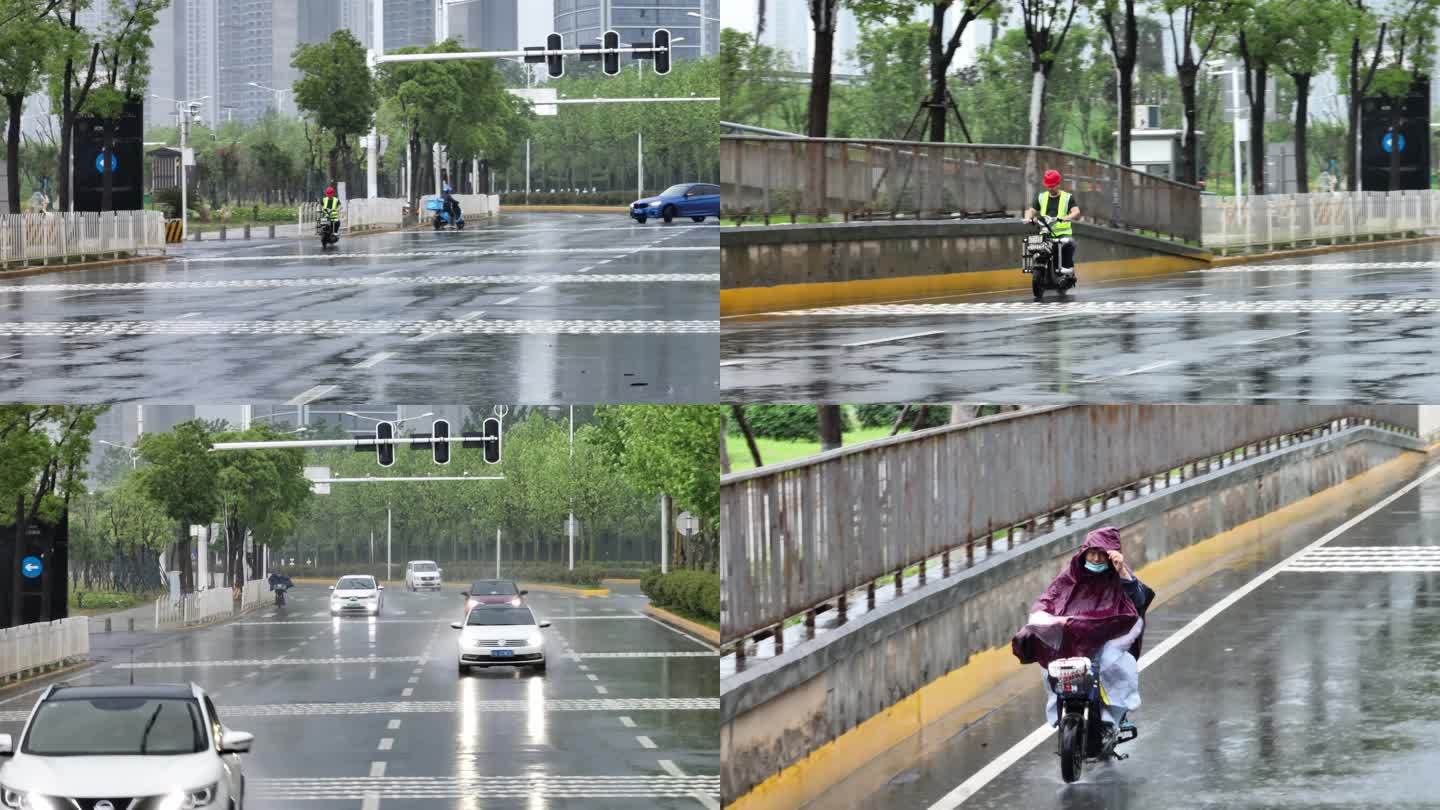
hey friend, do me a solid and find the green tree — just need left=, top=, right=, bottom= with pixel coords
left=0, top=1, right=62, bottom=213
left=1160, top=0, right=1238, bottom=186
left=137, top=420, right=219, bottom=594
left=847, top=18, right=930, bottom=139
left=211, top=425, right=312, bottom=586
left=82, top=0, right=168, bottom=211
left=1018, top=0, right=1081, bottom=146
left=292, top=29, right=377, bottom=186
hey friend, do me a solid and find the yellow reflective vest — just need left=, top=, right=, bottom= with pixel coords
left=1036, top=190, right=1073, bottom=237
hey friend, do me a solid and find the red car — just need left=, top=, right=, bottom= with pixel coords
left=462, top=579, right=528, bottom=614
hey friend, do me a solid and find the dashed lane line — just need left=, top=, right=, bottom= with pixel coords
left=619, top=717, right=636, bottom=728
left=637, top=736, right=657, bottom=749
left=567, top=651, right=716, bottom=659
left=1074, top=360, right=1176, bottom=384
left=1198, top=261, right=1440, bottom=273
left=401, top=688, right=413, bottom=697
left=494, top=296, right=519, bottom=305
left=3, top=274, right=717, bottom=293
left=658, top=760, right=723, bottom=810
left=378, top=738, right=394, bottom=751
left=369, top=762, right=387, bottom=777
left=0, top=318, right=720, bottom=337
left=113, top=656, right=423, bottom=669
left=841, top=330, right=946, bottom=348
left=388, top=719, right=402, bottom=730
left=353, top=352, right=395, bottom=369
left=247, top=776, right=721, bottom=800
left=1240, top=329, right=1311, bottom=345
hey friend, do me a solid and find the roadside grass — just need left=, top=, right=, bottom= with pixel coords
left=725, top=425, right=895, bottom=473
left=68, top=590, right=155, bottom=615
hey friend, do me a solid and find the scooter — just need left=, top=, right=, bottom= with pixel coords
left=273, top=584, right=289, bottom=608
left=316, top=212, right=340, bottom=248
left=427, top=198, right=466, bottom=231
left=1022, top=215, right=1077, bottom=302
left=1047, top=657, right=1138, bottom=783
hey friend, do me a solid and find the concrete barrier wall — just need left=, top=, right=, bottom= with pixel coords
left=720, top=425, right=1425, bottom=803
left=720, top=220, right=1210, bottom=315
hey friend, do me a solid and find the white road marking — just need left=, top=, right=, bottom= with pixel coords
left=841, top=330, right=946, bottom=348
left=0, top=353, right=17, bottom=361
left=162, top=247, right=714, bottom=262
left=925, top=462, right=1440, bottom=808
left=3, top=274, right=716, bottom=293
left=1, top=319, right=719, bottom=336
left=354, top=352, right=395, bottom=369
left=248, top=775, right=721, bottom=800
left=655, top=760, right=722, bottom=810
left=54, top=291, right=96, bottom=301
left=776, top=299, right=1440, bottom=317
left=369, top=762, right=387, bottom=777
left=401, top=688, right=413, bottom=697
left=620, top=716, right=636, bottom=728
left=527, top=286, right=548, bottom=293
left=1075, top=360, right=1176, bottom=384
left=1199, top=261, right=1440, bottom=273
left=637, top=735, right=657, bottom=749
left=361, top=792, right=381, bottom=810
left=577, top=266, right=595, bottom=273
left=719, top=360, right=746, bottom=367
left=568, top=651, right=715, bottom=659
left=177, top=312, right=202, bottom=319
left=1183, top=293, right=1214, bottom=299
left=643, top=616, right=719, bottom=651
left=407, top=677, right=419, bottom=684
left=286, top=385, right=338, bottom=405
left=0, top=698, right=717, bottom=723
left=378, top=738, right=394, bottom=751
left=1253, top=280, right=1306, bottom=289
left=586, top=674, right=599, bottom=681
left=1240, top=329, right=1310, bottom=345
left=595, top=685, right=609, bottom=694
left=494, top=296, right=519, bottom=305
left=115, top=656, right=423, bottom=669
left=388, top=719, right=402, bottom=730
left=1016, top=311, right=1080, bottom=323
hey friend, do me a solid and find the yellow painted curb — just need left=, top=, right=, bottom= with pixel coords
left=602, top=578, right=643, bottom=585
left=643, top=604, right=720, bottom=646
left=720, top=255, right=1204, bottom=317
left=519, top=582, right=609, bottom=598
left=728, top=447, right=1426, bottom=810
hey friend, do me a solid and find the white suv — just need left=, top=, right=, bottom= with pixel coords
left=405, top=560, right=443, bottom=592
left=0, top=682, right=252, bottom=809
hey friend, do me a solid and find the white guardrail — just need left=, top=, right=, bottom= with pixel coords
left=0, top=210, right=165, bottom=266
left=0, top=618, right=88, bottom=681
left=298, top=195, right=500, bottom=235
left=154, top=579, right=267, bottom=630
left=1202, top=190, right=1440, bottom=254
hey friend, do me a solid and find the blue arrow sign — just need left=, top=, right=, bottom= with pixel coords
left=1382, top=132, right=1406, bottom=154
left=94, top=151, right=118, bottom=174
left=21, top=556, right=41, bottom=579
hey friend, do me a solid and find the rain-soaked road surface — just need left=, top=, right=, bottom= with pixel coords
left=721, top=240, right=1440, bottom=402
left=0, top=213, right=718, bottom=403
left=831, top=461, right=1440, bottom=810
left=3, top=583, right=719, bottom=808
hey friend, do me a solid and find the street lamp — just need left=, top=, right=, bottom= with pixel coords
left=247, top=82, right=292, bottom=116
left=346, top=411, right=434, bottom=427
left=152, top=94, right=207, bottom=239
left=1206, top=60, right=1245, bottom=198
left=549, top=405, right=578, bottom=571
left=687, top=9, right=720, bottom=57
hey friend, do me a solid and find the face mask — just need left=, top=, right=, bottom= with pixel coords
left=1084, top=561, right=1109, bottom=573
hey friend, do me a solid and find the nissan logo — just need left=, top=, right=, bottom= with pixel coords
left=94, top=802, right=115, bottom=810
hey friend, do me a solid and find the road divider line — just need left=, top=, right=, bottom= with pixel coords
left=595, top=685, right=609, bottom=694
left=925, top=461, right=1440, bottom=809
left=401, top=688, right=413, bottom=697
left=354, top=352, right=395, bottom=369
left=286, top=385, right=337, bottom=406
left=637, top=736, right=657, bottom=749
left=620, top=717, right=636, bottom=728
left=1074, top=360, right=1176, bottom=384
left=164, top=247, right=715, bottom=261
left=527, top=286, right=548, bottom=293
left=377, top=738, right=393, bottom=751
left=387, top=719, right=401, bottom=730
left=361, top=791, right=380, bottom=810
left=1241, top=329, right=1310, bottom=345
left=841, top=330, right=946, bottom=348
left=369, top=762, right=386, bottom=777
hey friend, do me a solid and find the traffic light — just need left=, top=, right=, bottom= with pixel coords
left=603, top=30, right=620, bottom=76
left=653, top=28, right=671, bottom=75
left=482, top=417, right=502, bottom=464
left=432, top=419, right=450, bottom=465
left=546, top=32, right=564, bottom=79
left=375, top=422, right=394, bottom=467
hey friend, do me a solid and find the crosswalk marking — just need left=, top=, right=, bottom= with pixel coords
left=1284, top=545, right=1440, bottom=572
left=772, top=299, right=1440, bottom=317
left=4, top=274, right=717, bottom=293
left=247, top=775, right=720, bottom=800
left=0, top=318, right=720, bottom=336
left=114, top=656, right=423, bottom=669
left=167, top=247, right=715, bottom=262
left=1198, top=261, right=1440, bottom=273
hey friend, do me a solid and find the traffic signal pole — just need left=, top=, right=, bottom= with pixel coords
left=373, top=45, right=669, bottom=65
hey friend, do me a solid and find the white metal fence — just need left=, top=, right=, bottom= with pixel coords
left=154, top=579, right=267, bottom=630
left=1201, top=190, right=1440, bottom=254
left=0, top=210, right=165, bottom=266
left=0, top=618, right=88, bottom=681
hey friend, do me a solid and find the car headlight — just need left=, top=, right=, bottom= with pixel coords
left=509, top=597, right=521, bottom=607
left=154, top=785, right=218, bottom=810
left=367, top=593, right=379, bottom=600
left=2, top=789, right=66, bottom=810
left=528, top=632, right=544, bottom=647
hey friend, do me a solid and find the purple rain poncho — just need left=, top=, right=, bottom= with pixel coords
left=1011, top=526, right=1145, bottom=668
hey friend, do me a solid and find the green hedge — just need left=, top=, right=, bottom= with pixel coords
left=732, top=405, right=855, bottom=441
left=854, top=404, right=950, bottom=430
left=641, top=569, right=720, bottom=623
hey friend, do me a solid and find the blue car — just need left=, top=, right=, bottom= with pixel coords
left=631, top=183, right=720, bottom=224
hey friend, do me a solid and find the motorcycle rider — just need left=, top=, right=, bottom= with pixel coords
left=1023, top=170, right=1081, bottom=276
left=319, top=186, right=342, bottom=232
left=267, top=569, right=294, bottom=606
left=1012, top=527, right=1153, bottom=738
left=441, top=182, right=462, bottom=225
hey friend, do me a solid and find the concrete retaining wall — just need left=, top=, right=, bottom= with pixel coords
left=719, top=425, right=1425, bottom=803
left=720, top=220, right=1210, bottom=315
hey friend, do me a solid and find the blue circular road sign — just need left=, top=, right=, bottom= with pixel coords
left=1382, top=132, right=1406, bottom=154
left=94, top=151, right=118, bottom=174
left=21, top=556, right=41, bottom=579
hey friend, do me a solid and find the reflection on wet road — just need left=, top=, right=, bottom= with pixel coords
left=0, top=213, right=719, bottom=403
left=841, top=462, right=1440, bottom=810
left=13, top=584, right=718, bottom=808
left=720, top=241, right=1440, bottom=402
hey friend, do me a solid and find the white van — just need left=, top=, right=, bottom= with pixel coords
left=406, top=560, right=443, bottom=591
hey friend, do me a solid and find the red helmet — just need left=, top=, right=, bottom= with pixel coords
left=324, top=186, right=335, bottom=197
left=1043, top=170, right=1062, bottom=189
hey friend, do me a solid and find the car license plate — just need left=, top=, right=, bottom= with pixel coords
left=492, top=649, right=514, bottom=658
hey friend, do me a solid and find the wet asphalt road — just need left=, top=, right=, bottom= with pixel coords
left=1, top=584, right=719, bottom=808
left=721, top=240, right=1440, bottom=403
left=835, top=462, right=1440, bottom=810
left=0, top=213, right=719, bottom=404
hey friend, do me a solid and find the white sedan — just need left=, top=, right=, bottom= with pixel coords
left=0, top=682, right=252, bottom=809
left=330, top=574, right=384, bottom=616
left=453, top=605, right=552, bottom=674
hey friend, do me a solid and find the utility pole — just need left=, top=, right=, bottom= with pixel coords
left=367, top=0, right=384, bottom=198
left=495, top=527, right=501, bottom=579
left=386, top=505, right=392, bottom=583
left=568, top=404, right=575, bottom=571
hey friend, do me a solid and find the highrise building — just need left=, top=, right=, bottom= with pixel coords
left=759, top=1, right=809, bottom=69
left=217, top=0, right=301, bottom=124
left=454, top=0, right=518, bottom=51
left=554, top=0, right=718, bottom=64
left=385, top=0, right=436, bottom=49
